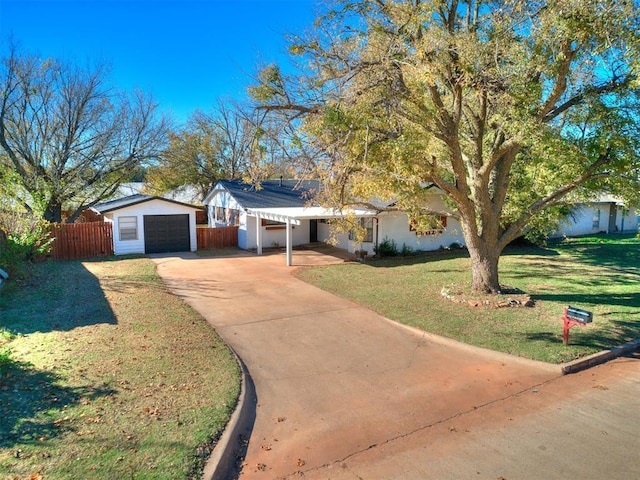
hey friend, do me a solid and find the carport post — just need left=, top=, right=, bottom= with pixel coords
left=286, top=218, right=293, bottom=266
left=256, top=214, right=263, bottom=255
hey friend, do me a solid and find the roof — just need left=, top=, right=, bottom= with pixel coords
left=206, top=179, right=321, bottom=209
left=163, top=185, right=204, bottom=205
left=92, top=194, right=201, bottom=214
left=247, top=206, right=377, bottom=225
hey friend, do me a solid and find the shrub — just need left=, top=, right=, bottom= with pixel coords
left=400, top=243, right=414, bottom=256
left=374, top=237, right=398, bottom=256
left=0, top=346, right=12, bottom=371
left=0, top=210, right=53, bottom=277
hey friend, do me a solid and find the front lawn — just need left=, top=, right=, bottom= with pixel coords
left=0, top=257, right=240, bottom=479
left=295, top=234, right=640, bottom=364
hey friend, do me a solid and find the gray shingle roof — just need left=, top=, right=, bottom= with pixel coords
left=92, top=194, right=200, bottom=214
left=218, top=179, right=320, bottom=209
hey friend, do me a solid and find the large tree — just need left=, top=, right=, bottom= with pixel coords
left=0, top=47, right=169, bottom=223
left=146, top=100, right=306, bottom=199
left=146, top=104, right=249, bottom=199
left=251, top=0, right=640, bottom=293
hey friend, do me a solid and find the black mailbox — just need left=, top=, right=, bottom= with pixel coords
left=566, top=306, right=593, bottom=324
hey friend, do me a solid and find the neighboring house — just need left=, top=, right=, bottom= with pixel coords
left=203, top=179, right=465, bottom=264
left=162, top=184, right=205, bottom=205
left=92, top=195, right=200, bottom=255
left=551, top=195, right=638, bottom=238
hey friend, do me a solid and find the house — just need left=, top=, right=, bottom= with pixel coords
left=203, top=179, right=465, bottom=265
left=92, top=195, right=200, bottom=255
left=551, top=195, right=638, bottom=237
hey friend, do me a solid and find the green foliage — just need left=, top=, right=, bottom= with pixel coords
left=252, top=0, right=640, bottom=293
left=374, top=237, right=398, bottom=257
left=0, top=210, right=53, bottom=277
left=400, top=243, right=414, bottom=256
left=0, top=346, right=12, bottom=371
left=0, top=46, right=168, bottom=222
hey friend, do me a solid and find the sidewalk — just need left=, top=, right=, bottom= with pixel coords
left=153, top=250, right=573, bottom=478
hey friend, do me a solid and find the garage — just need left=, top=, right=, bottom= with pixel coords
left=92, top=194, right=200, bottom=255
left=144, top=214, right=190, bottom=254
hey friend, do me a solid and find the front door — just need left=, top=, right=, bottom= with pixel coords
left=608, top=204, right=617, bottom=233
left=310, top=219, right=318, bottom=243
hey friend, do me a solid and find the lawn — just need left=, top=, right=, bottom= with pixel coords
left=295, top=234, right=640, bottom=364
left=0, top=256, right=240, bottom=479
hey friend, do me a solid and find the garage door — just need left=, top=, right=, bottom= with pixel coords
left=143, top=214, right=190, bottom=254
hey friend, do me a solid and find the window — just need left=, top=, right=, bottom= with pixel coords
left=215, top=206, right=224, bottom=222
left=261, top=218, right=290, bottom=230
left=261, top=219, right=284, bottom=226
left=228, top=209, right=240, bottom=226
left=349, top=217, right=374, bottom=242
left=361, top=217, right=374, bottom=242
left=119, top=216, right=138, bottom=241
left=410, top=216, right=447, bottom=236
left=592, top=209, right=600, bottom=229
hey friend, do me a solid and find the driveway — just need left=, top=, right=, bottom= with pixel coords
left=152, top=249, right=639, bottom=479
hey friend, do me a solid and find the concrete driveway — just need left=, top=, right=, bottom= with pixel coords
left=152, top=249, right=639, bottom=479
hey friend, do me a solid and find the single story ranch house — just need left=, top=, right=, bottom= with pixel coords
left=203, top=179, right=465, bottom=265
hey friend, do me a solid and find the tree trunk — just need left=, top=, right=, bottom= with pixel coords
left=460, top=217, right=503, bottom=294
left=467, top=245, right=501, bottom=294
left=43, top=203, right=63, bottom=223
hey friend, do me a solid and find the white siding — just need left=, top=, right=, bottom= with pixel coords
left=109, top=199, right=198, bottom=255
left=376, top=211, right=464, bottom=254
left=238, top=214, right=315, bottom=249
left=317, top=212, right=465, bottom=255
left=615, top=206, right=638, bottom=233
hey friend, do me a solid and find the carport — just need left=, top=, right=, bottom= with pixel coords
left=246, top=206, right=377, bottom=266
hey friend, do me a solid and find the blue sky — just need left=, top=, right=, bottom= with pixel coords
left=0, top=0, right=322, bottom=124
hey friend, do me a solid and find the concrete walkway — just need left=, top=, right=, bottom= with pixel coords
left=152, top=249, right=639, bottom=479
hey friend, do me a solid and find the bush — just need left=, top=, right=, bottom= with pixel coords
left=0, top=347, right=12, bottom=371
left=374, top=237, right=398, bottom=256
left=0, top=210, right=53, bottom=277
left=400, top=243, right=414, bottom=256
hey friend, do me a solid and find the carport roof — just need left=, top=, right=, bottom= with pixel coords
left=246, top=206, right=377, bottom=225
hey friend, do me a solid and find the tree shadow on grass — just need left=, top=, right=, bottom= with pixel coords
left=0, top=260, right=117, bottom=335
left=534, top=291, right=640, bottom=309
left=0, top=359, right=116, bottom=448
left=525, top=318, right=640, bottom=351
left=549, top=234, right=640, bottom=275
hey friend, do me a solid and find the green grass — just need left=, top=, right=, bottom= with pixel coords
left=295, top=234, right=640, bottom=364
left=0, top=257, right=240, bottom=479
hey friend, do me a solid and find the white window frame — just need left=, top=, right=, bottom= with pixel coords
left=592, top=209, right=601, bottom=229
left=119, top=216, right=138, bottom=241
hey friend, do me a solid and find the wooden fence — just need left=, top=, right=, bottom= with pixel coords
left=196, top=226, right=238, bottom=250
left=50, top=222, right=114, bottom=260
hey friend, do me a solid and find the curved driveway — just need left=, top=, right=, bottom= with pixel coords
left=153, top=249, right=639, bottom=479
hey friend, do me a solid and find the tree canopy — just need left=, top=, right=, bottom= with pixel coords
left=251, top=0, right=640, bottom=293
left=146, top=101, right=307, bottom=200
left=0, top=46, right=169, bottom=223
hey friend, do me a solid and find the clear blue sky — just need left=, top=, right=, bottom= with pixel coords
left=0, top=0, right=322, bottom=124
